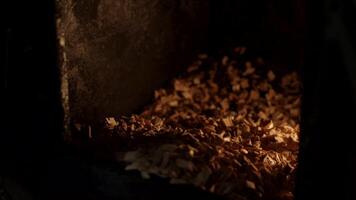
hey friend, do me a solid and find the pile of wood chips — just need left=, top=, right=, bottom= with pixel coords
left=105, top=47, right=300, bottom=200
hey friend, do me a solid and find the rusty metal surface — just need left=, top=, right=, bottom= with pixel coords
left=56, top=0, right=210, bottom=125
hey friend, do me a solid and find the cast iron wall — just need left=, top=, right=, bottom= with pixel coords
left=56, top=0, right=210, bottom=127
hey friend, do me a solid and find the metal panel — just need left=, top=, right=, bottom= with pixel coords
left=56, top=0, right=210, bottom=125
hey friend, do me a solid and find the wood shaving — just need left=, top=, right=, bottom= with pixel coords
left=103, top=47, right=301, bottom=200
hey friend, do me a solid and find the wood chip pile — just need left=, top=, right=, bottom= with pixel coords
left=104, top=47, right=301, bottom=200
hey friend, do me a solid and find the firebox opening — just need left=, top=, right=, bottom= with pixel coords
left=56, top=1, right=304, bottom=200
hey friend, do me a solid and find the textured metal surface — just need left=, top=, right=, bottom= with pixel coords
left=56, top=0, right=210, bottom=124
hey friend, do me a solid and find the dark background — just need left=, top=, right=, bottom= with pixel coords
left=296, top=1, right=356, bottom=200
left=2, top=0, right=356, bottom=200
